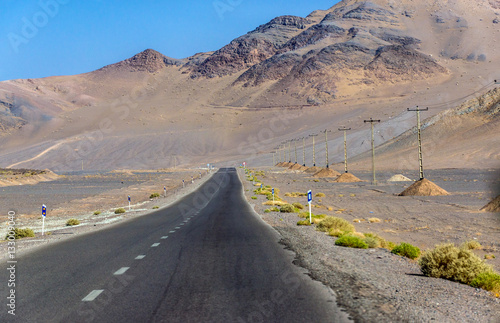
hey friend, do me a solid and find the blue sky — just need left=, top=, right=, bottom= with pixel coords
left=0, top=0, right=339, bottom=81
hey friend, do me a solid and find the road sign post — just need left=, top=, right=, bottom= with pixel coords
left=272, top=188, right=275, bottom=203
left=42, top=204, right=46, bottom=236
left=183, top=179, right=185, bottom=188
left=307, top=190, right=312, bottom=224
left=164, top=186, right=167, bottom=197
left=128, top=195, right=131, bottom=211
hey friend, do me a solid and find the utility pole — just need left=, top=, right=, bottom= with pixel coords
left=408, top=107, right=428, bottom=180
left=364, top=118, right=381, bottom=185
left=322, top=129, right=332, bottom=168
left=272, top=152, right=275, bottom=166
left=288, top=141, right=292, bottom=163
left=338, top=127, right=351, bottom=173
left=293, top=139, right=298, bottom=164
left=302, top=137, right=306, bottom=166
left=309, top=134, right=318, bottom=166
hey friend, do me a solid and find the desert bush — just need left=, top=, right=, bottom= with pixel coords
left=270, top=207, right=279, bottom=212
left=364, top=236, right=381, bottom=248
left=297, top=220, right=312, bottom=226
left=485, top=254, right=496, bottom=260
left=315, top=192, right=325, bottom=197
left=391, top=243, right=421, bottom=260
left=418, top=243, right=493, bottom=284
left=335, top=235, right=368, bottom=249
left=316, top=216, right=355, bottom=233
left=152, top=206, right=160, bottom=209
left=115, top=208, right=126, bottom=214
left=66, top=219, right=80, bottom=226
left=264, top=209, right=271, bottom=213
left=368, top=217, right=381, bottom=223
left=93, top=211, right=101, bottom=215
left=470, top=272, right=500, bottom=296
left=280, top=204, right=295, bottom=213
left=462, top=240, right=482, bottom=250
left=150, top=192, right=161, bottom=199
left=328, top=228, right=344, bottom=237
left=251, top=196, right=257, bottom=200
left=292, top=203, right=304, bottom=210
left=5, top=228, right=35, bottom=240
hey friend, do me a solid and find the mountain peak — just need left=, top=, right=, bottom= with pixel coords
left=98, top=49, right=185, bottom=73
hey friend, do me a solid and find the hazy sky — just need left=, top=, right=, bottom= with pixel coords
left=0, top=0, right=340, bottom=81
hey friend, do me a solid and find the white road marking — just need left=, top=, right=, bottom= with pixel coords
left=151, top=243, right=160, bottom=247
left=82, top=290, right=104, bottom=302
left=113, top=267, right=130, bottom=275
left=161, top=236, right=168, bottom=239
left=175, top=227, right=180, bottom=229
left=169, top=230, right=175, bottom=233
left=135, top=255, right=146, bottom=260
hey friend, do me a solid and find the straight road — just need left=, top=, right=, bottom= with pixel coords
left=2, top=168, right=350, bottom=322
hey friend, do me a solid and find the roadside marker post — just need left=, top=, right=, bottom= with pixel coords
left=183, top=179, right=185, bottom=188
left=42, top=204, right=46, bottom=236
left=272, top=188, right=275, bottom=203
left=164, top=186, right=167, bottom=197
left=191, top=176, right=194, bottom=184
left=307, top=190, right=312, bottom=224
left=128, top=195, right=131, bottom=211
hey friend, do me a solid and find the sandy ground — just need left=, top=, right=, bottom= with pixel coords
left=0, top=169, right=214, bottom=260
left=245, top=165, right=500, bottom=271
left=240, top=166, right=500, bottom=322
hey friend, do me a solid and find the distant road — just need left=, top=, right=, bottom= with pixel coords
left=1, top=168, right=349, bottom=322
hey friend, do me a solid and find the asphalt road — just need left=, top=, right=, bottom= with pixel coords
left=2, top=168, right=350, bottom=322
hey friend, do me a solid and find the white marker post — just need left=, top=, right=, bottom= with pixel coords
left=183, top=180, right=185, bottom=188
left=41, top=204, right=46, bottom=236
left=272, top=188, right=275, bottom=203
left=307, top=190, right=312, bottom=224
left=128, top=195, right=131, bottom=211
left=164, top=186, right=167, bottom=197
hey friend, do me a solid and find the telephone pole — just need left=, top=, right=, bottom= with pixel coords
left=364, top=118, right=381, bottom=185
left=309, top=134, right=318, bottom=166
left=288, top=141, right=292, bottom=163
left=338, top=127, right=351, bottom=173
left=302, top=137, right=306, bottom=166
left=408, top=107, right=428, bottom=180
left=322, top=129, right=332, bottom=168
left=293, top=139, right=298, bottom=164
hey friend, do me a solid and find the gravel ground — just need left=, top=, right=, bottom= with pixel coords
left=240, top=167, right=500, bottom=323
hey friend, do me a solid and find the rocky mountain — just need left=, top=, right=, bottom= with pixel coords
left=0, top=0, right=499, bottom=171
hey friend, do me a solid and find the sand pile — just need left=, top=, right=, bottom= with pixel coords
left=388, top=174, right=412, bottom=182
left=298, top=165, right=309, bottom=171
left=313, top=168, right=341, bottom=178
left=276, top=162, right=285, bottom=167
left=399, top=179, right=449, bottom=196
left=481, top=195, right=500, bottom=212
left=334, top=173, right=362, bottom=183
left=289, top=163, right=303, bottom=170
left=304, top=166, right=322, bottom=174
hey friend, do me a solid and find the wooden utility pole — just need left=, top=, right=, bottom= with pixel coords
left=408, top=107, right=428, bottom=180
left=309, top=134, right=318, bottom=166
left=322, top=129, right=332, bottom=168
left=364, top=118, right=381, bottom=185
left=293, top=139, right=298, bottom=164
left=288, top=141, right=292, bottom=163
left=338, top=127, right=351, bottom=173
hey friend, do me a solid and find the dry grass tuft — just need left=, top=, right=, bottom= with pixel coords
left=368, top=217, right=381, bottom=223
left=317, top=216, right=355, bottom=233
left=462, top=240, right=483, bottom=250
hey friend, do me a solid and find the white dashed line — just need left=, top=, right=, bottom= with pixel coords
left=82, top=290, right=104, bottom=302
left=169, top=230, right=175, bottom=233
left=135, top=255, right=146, bottom=260
left=175, top=227, right=180, bottom=229
left=151, top=243, right=160, bottom=247
left=113, top=267, right=130, bottom=275
left=161, top=236, right=168, bottom=239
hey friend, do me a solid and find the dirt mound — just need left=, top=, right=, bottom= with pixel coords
left=276, top=162, right=285, bottom=167
left=334, top=173, right=362, bottom=183
left=388, top=174, right=412, bottom=182
left=304, top=166, right=322, bottom=174
left=298, top=165, right=309, bottom=171
left=481, top=195, right=500, bottom=212
left=288, top=163, right=303, bottom=170
left=313, top=168, right=341, bottom=178
left=399, top=179, right=449, bottom=196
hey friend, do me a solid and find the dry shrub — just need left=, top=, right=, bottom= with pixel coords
left=280, top=204, right=295, bottom=213
left=297, top=220, right=312, bottom=226
left=392, top=243, right=421, bottom=260
left=368, top=217, right=381, bottom=223
left=335, top=235, right=368, bottom=249
left=364, top=236, right=381, bottom=248
left=317, top=216, right=355, bottom=233
left=66, top=219, right=80, bottom=226
left=263, top=200, right=287, bottom=206
left=315, top=192, right=326, bottom=197
left=418, top=243, right=493, bottom=284
left=328, top=228, right=344, bottom=237
left=470, top=272, right=500, bottom=297
left=364, top=233, right=393, bottom=250
left=462, top=240, right=482, bottom=250
left=292, top=203, right=304, bottom=210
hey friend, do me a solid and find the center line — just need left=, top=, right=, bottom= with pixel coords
left=161, top=236, right=168, bottom=239
left=113, top=267, right=130, bottom=275
left=169, top=230, right=175, bottom=233
left=151, top=243, right=160, bottom=247
left=175, top=227, right=180, bottom=229
left=82, top=290, right=104, bottom=302
left=135, top=255, right=146, bottom=260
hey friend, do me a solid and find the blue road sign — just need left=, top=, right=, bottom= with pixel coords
left=260, top=184, right=263, bottom=189
left=307, top=190, right=312, bottom=203
left=128, top=195, right=131, bottom=202
left=272, top=188, right=274, bottom=194
left=42, top=205, right=46, bottom=217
